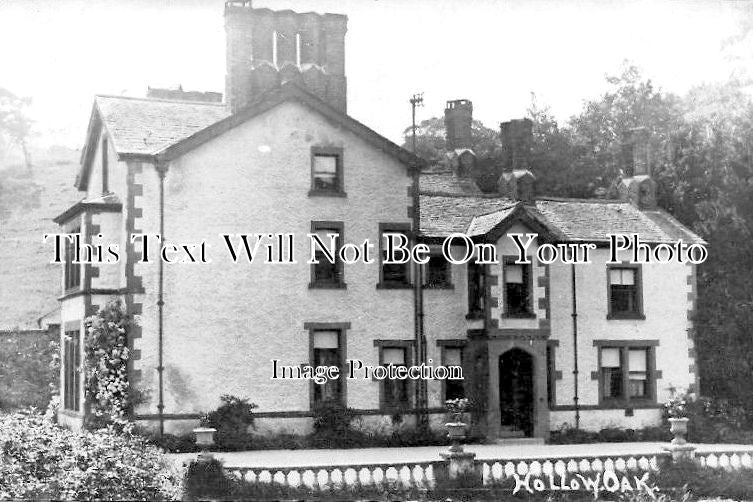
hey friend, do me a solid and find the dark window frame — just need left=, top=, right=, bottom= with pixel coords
left=546, top=340, right=561, bottom=409
left=377, top=223, right=412, bottom=289
left=438, top=339, right=467, bottom=402
left=305, top=322, right=350, bottom=410
left=64, top=227, right=81, bottom=292
left=502, top=256, right=535, bottom=318
left=606, top=264, right=645, bottom=320
left=309, top=146, right=346, bottom=197
left=374, top=339, right=414, bottom=410
left=594, top=339, right=659, bottom=407
left=63, top=327, right=81, bottom=411
left=424, top=253, right=453, bottom=289
left=309, top=221, right=346, bottom=289
left=466, top=261, right=486, bottom=319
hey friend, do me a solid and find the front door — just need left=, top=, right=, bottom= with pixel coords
left=498, top=348, right=534, bottom=437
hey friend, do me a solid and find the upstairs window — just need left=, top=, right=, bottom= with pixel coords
left=504, top=259, right=533, bottom=317
left=310, top=147, right=344, bottom=196
left=64, top=229, right=81, bottom=291
left=608, top=266, right=643, bottom=319
left=378, top=224, right=411, bottom=288
left=467, top=261, right=485, bottom=318
left=424, top=254, right=451, bottom=288
left=312, top=330, right=344, bottom=406
left=310, top=222, right=344, bottom=288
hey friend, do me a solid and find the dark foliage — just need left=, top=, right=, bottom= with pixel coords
left=549, top=424, right=671, bottom=444
left=183, top=458, right=232, bottom=500
left=655, top=460, right=753, bottom=500
left=201, top=394, right=257, bottom=450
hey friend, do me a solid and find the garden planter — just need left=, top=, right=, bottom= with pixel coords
left=668, top=417, right=689, bottom=445
left=193, top=427, right=217, bottom=462
left=446, top=422, right=466, bottom=439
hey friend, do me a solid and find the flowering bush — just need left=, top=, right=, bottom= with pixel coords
left=664, top=393, right=688, bottom=419
left=0, top=410, right=180, bottom=500
left=84, top=300, right=131, bottom=430
left=445, top=398, right=470, bottom=421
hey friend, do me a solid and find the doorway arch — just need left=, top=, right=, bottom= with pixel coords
left=498, top=348, right=534, bottom=437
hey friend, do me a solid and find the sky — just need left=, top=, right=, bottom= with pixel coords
left=0, top=0, right=750, bottom=149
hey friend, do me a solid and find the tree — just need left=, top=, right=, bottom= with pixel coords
left=0, top=87, right=33, bottom=169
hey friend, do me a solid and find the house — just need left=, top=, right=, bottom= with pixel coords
left=54, top=1, right=703, bottom=440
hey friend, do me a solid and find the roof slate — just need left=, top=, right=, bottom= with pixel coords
left=419, top=173, right=705, bottom=244
left=95, top=95, right=229, bottom=156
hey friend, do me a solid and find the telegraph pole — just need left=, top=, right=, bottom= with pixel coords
left=409, top=93, right=428, bottom=429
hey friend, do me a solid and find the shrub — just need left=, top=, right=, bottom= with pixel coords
left=202, top=394, right=257, bottom=450
left=0, top=330, right=58, bottom=410
left=549, top=424, right=671, bottom=444
left=311, top=402, right=355, bottom=435
left=183, top=458, right=231, bottom=500
left=0, top=410, right=180, bottom=500
left=83, top=300, right=131, bottom=430
left=655, top=460, right=753, bottom=500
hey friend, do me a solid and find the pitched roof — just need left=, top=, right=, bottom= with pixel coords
left=155, top=83, right=425, bottom=168
left=419, top=172, right=484, bottom=196
left=419, top=175, right=705, bottom=244
left=77, top=83, right=424, bottom=189
left=95, top=95, right=229, bottom=156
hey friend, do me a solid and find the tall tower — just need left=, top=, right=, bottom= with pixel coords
left=224, top=1, right=348, bottom=113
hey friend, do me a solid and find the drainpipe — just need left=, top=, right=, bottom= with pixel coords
left=156, top=160, right=167, bottom=437
left=411, top=164, right=428, bottom=429
left=570, top=263, right=580, bottom=430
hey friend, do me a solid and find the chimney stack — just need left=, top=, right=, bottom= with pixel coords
left=500, top=118, right=533, bottom=171
left=444, top=99, right=473, bottom=150
left=224, top=1, right=347, bottom=113
left=498, top=118, right=536, bottom=204
left=618, top=127, right=657, bottom=209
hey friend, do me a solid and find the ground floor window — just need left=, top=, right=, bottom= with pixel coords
left=375, top=340, right=413, bottom=410
left=312, top=329, right=344, bottom=406
left=595, top=340, right=657, bottom=405
left=441, top=344, right=464, bottom=401
left=63, top=328, right=81, bottom=411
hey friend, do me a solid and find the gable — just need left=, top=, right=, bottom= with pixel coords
left=156, top=83, right=424, bottom=171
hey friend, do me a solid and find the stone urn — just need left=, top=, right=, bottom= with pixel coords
left=446, top=422, right=467, bottom=453
left=668, top=417, right=689, bottom=445
left=193, top=427, right=217, bottom=462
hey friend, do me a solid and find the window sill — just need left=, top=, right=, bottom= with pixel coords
left=377, top=282, right=413, bottom=290
left=308, top=282, right=347, bottom=290
left=596, top=399, right=658, bottom=410
left=502, top=312, right=536, bottom=319
left=423, top=283, right=454, bottom=290
left=308, top=190, right=347, bottom=198
left=607, top=313, right=646, bottom=320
